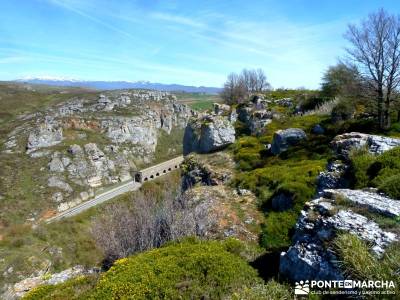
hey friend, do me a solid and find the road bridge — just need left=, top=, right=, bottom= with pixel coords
left=47, top=156, right=184, bottom=222
left=132, top=156, right=184, bottom=183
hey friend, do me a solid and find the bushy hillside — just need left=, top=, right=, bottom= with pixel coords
left=23, top=239, right=291, bottom=300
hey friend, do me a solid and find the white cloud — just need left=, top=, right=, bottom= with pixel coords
left=150, top=12, right=205, bottom=28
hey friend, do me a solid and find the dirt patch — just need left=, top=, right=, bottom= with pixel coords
left=40, top=209, right=57, bottom=221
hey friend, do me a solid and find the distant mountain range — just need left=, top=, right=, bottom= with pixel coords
left=15, top=78, right=222, bottom=94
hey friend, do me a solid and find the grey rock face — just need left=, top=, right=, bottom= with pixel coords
left=183, top=116, right=235, bottom=154
left=52, top=192, right=63, bottom=203
left=235, top=102, right=274, bottom=134
left=271, top=128, right=307, bottom=155
left=65, top=143, right=118, bottom=188
left=324, top=189, right=400, bottom=217
left=237, top=104, right=253, bottom=124
left=332, top=132, right=400, bottom=158
left=27, top=117, right=63, bottom=152
left=228, top=110, right=238, bottom=123
left=101, top=117, right=158, bottom=151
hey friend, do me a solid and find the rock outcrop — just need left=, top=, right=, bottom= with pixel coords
left=280, top=132, right=400, bottom=283
left=183, top=115, right=235, bottom=154
left=213, top=103, right=231, bottom=115
left=3, top=266, right=96, bottom=300
left=317, top=161, right=349, bottom=193
left=236, top=103, right=274, bottom=135
left=181, top=153, right=234, bottom=191
left=332, top=132, right=400, bottom=158
left=271, top=128, right=307, bottom=155
left=279, top=193, right=398, bottom=282
left=26, top=117, right=63, bottom=153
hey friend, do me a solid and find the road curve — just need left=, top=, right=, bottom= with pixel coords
left=46, top=181, right=142, bottom=223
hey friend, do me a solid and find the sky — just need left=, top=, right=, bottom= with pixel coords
left=0, top=0, right=399, bottom=88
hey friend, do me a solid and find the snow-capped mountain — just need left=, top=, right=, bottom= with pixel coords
left=15, top=77, right=222, bottom=94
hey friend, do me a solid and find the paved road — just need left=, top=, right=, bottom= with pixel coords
left=46, top=181, right=142, bottom=223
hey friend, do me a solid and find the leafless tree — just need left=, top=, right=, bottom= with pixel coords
left=220, top=68, right=270, bottom=104
left=220, top=72, right=247, bottom=104
left=255, top=68, right=271, bottom=92
left=345, top=9, right=400, bottom=129
left=91, top=186, right=205, bottom=267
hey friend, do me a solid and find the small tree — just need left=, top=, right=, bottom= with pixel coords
left=321, top=63, right=362, bottom=98
left=345, top=9, right=400, bottom=129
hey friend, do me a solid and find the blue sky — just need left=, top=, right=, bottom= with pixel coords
left=0, top=0, right=399, bottom=88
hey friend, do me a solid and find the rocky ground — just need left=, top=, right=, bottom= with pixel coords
left=181, top=152, right=264, bottom=242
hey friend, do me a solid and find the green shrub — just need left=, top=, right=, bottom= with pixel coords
left=338, top=118, right=379, bottom=134
left=233, top=136, right=265, bottom=171
left=235, top=159, right=324, bottom=210
left=376, top=175, right=400, bottom=199
left=260, top=211, right=298, bottom=249
left=349, top=149, right=376, bottom=188
left=298, top=95, right=329, bottom=112
left=331, top=99, right=355, bottom=122
left=390, top=122, right=400, bottom=133
left=25, top=239, right=263, bottom=300
left=89, top=239, right=262, bottom=299
left=350, top=146, right=400, bottom=199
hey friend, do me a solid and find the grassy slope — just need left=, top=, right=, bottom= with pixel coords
left=174, top=92, right=222, bottom=112
left=233, top=114, right=333, bottom=249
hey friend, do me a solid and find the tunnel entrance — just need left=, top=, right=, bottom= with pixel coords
left=134, top=173, right=142, bottom=183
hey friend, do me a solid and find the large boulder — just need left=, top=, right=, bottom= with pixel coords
left=331, top=132, right=400, bottom=159
left=183, top=116, right=235, bottom=154
left=271, top=128, right=307, bottom=155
